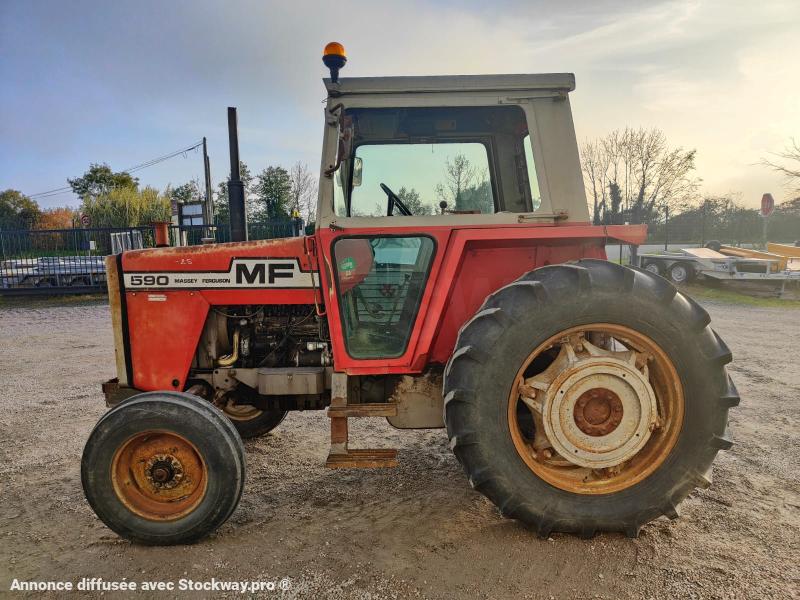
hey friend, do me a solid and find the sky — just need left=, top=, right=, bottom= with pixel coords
left=1, top=0, right=798, bottom=210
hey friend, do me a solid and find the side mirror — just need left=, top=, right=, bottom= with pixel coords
left=352, top=157, right=363, bottom=187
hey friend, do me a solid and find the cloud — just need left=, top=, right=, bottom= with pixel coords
left=1, top=0, right=797, bottom=207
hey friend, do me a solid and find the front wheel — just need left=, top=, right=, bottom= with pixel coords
left=81, top=392, right=245, bottom=545
left=444, top=259, right=737, bottom=537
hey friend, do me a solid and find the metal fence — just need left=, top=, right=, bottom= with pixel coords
left=643, top=207, right=800, bottom=247
left=0, top=219, right=299, bottom=295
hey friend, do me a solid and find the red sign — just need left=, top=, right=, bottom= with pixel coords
left=760, top=193, right=775, bottom=218
left=80, top=213, right=91, bottom=227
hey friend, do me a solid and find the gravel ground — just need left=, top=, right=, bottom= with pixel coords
left=0, top=295, right=798, bottom=599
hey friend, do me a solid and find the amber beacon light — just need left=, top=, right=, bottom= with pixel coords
left=322, top=42, right=347, bottom=83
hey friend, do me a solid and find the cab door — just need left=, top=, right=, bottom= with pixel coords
left=329, top=234, right=436, bottom=360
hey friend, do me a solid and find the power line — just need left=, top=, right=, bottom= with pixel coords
left=28, top=140, right=204, bottom=199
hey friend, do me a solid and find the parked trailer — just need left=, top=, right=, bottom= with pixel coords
left=638, top=247, right=800, bottom=291
left=0, top=256, right=107, bottom=289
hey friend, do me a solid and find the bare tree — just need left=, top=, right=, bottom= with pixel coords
left=579, top=127, right=699, bottom=224
left=580, top=140, right=611, bottom=224
left=436, top=154, right=476, bottom=210
left=761, top=139, right=800, bottom=192
left=288, top=162, right=317, bottom=223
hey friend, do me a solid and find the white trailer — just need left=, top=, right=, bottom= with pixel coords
left=637, top=247, right=800, bottom=290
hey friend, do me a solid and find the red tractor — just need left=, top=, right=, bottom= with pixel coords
left=82, top=44, right=736, bottom=544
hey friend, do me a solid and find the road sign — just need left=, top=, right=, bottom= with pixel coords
left=80, top=213, right=91, bottom=227
left=760, top=193, right=775, bottom=218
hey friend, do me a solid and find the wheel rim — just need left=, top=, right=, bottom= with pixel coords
left=221, top=399, right=263, bottom=422
left=671, top=265, right=687, bottom=283
left=644, top=263, right=660, bottom=274
left=508, top=324, right=684, bottom=495
left=111, top=430, right=208, bottom=521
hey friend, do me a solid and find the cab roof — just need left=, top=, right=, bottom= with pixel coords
left=324, top=73, right=576, bottom=96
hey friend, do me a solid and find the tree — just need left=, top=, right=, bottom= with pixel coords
left=68, top=163, right=138, bottom=199
left=0, top=189, right=41, bottom=229
left=396, top=187, right=433, bottom=215
left=580, top=128, right=699, bottom=225
left=762, top=139, right=800, bottom=192
left=37, top=207, right=76, bottom=230
left=169, top=180, right=202, bottom=204
left=435, top=155, right=494, bottom=214
left=608, top=182, right=623, bottom=224
left=581, top=140, right=612, bottom=224
left=79, top=186, right=170, bottom=228
left=436, top=154, right=476, bottom=211
left=457, top=177, right=493, bottom=214
left=288, top=162, right=317, bottom=223
left=253, top=166, right=291, bottom=219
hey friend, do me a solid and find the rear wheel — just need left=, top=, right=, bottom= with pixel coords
left=220, top=398, right=288, bottom=439
left=81, top=391, right=245, bottom=545
left=444, top=259, right=736, bottom=537
left=668, top=262, right=693, bottom=284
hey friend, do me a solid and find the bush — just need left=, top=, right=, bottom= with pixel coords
left=80, top=186, right=171, bottom=228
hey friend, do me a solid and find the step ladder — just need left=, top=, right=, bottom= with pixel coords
left=325, top=374, right=399, bottom=468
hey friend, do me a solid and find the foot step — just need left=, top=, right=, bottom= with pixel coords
left=327, top=402, right=397, bottom=418
left=326, top=448, right=398, bottom=469
left=326, top=402, right=398, bottom=468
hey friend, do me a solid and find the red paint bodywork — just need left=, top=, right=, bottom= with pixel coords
left=120, top=223, right=645, bottom=390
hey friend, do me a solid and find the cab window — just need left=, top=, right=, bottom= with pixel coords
left=350, top=142, right=493, bottom=216
left=333, top=105, right=538, bottom=216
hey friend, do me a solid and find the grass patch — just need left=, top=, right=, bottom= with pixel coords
left=681, top=283, right=800, bottom=308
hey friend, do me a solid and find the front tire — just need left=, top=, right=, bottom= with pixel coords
left=81, top=392, right=246, bottom=545
left=444, top=259, right=736, bottom=537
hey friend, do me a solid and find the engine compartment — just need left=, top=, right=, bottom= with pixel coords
left=187, top=304, right=332, bottom=412
left=212, top=304, right=331, bottom=369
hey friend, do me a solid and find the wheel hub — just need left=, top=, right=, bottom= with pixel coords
left=573, top=388, right=624, bottom=436
left=543, top=356, right=657, bottom=469
left=145, top=455, right=184, bottom=489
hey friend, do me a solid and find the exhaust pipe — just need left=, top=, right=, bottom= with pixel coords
left=227, top=107, right=248, bottom=242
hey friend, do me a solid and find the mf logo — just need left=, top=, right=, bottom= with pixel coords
left=235, top=261, right=296, bottom=285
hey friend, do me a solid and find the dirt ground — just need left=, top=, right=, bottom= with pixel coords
left=0, top=294, right=798, bottom=599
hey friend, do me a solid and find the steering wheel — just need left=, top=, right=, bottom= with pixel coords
left=380, top=183, right=412, bottom=216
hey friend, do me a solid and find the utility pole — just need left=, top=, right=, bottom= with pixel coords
left=227, top=107, right=247, bottom=242
left=700, top=200, right=706, bottom=246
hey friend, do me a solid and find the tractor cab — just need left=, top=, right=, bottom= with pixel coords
left=317, top=73, right=589, bottom=226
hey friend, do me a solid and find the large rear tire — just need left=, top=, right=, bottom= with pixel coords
left=444, top=259, right=737, bottom=537
left=81, top=391, right=245, bottom=545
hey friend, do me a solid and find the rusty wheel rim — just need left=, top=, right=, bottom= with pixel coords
left=111, top=430, right=208, bottom=521
left=508, top=324, right=684, bottom=495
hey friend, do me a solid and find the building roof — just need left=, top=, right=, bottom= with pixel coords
left=324, top=73, right=576, bottom=95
